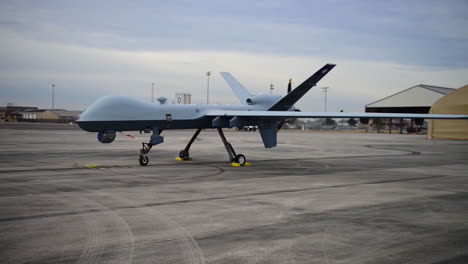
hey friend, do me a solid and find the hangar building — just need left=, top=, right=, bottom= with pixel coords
left=0, top=106, right=38, bottom=122
left=366, top=84, right=455, bottom=114
left=365, top=84, right=455, bottom=133
left=36, top=110, right=83, bottom=123
left=428, top=85, right=468, bottom=140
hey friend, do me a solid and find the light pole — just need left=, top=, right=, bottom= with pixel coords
left=151, top=82, right=154, bottom=103
left=206, top=71, right=211, bottom=104
left=52, top=84, right=55, bottom=109
left=321, top=87, right=329, bottom=112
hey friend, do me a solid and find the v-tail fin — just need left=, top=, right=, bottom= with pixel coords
left=220, top=72, right=252, bottom=105
left=268, top=64, right=336, bottom=111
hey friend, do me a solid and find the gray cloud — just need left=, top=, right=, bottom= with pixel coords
left=1, top=31, right=467, bottom=111
left=1, top=0, right=467, bottom=110
left=1, top=0, right=467, bottom=67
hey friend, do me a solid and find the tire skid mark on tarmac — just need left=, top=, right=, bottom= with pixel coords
left=320, top=225, right=333, bottom=264
left=97, top=164, right=225, bottom=182
left=70, top=190, right=207, bottom=264
left=35, top=186, right=205, bottom=264
left=23, top=192, right=136, bottom=264
left=78, top=195, right=135, bottom=264
left=363, top=144, right=421, bottom=155
left=101, top=192, right=206, bottom=264
left=152, top=208, right=206, bottom=264
left=76, top=206, right=103, bottom=264
left=0, top=164, right=225, bottom=188
left=19, top=195, right=104, bottom=264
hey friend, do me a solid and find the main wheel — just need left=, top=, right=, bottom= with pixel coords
left=139, top=155, right=149, bottom=166
left=235, top=154, right=246, bottom=165
left=179, top=150, right=190, bottom=160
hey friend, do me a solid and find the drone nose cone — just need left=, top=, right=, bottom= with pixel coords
left=78, top=96, right=131, bottom=121
left=77, top=107, right=92, bottom=122
left=78, top=95, right=159, bottom=123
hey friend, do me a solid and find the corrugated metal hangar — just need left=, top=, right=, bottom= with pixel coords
left=366, top=84, right=454, bottom=114
left=428, top=85, right=468, bottom=140
left=365, top=84, right=455, bottom=133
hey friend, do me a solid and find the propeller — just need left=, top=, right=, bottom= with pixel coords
left=278, top=78, right=293, bottom=130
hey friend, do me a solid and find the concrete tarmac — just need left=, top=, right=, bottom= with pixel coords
left=0, top=125, right=467, bottom=264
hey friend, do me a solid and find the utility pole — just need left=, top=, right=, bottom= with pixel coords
left=151, top=82, right=154, bottom=103
left=206, top=71, right=211, bottom=104
left=322, top=87, right=329, bottom=112
left=270, top=83, right=274, bottom=94
left=52, top=84, right=55, bottom=109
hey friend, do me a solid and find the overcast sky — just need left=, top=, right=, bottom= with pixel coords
left=1, top=0, right=467, bottom=112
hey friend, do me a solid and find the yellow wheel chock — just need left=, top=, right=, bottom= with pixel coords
left=176, top=157, right=192, bottom=161
left=231, top=162, right=252, bottom=167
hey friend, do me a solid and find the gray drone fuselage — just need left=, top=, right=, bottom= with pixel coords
left=77, top=94, right=284, bottom=132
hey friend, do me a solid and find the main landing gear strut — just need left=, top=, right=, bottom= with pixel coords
left=216, top=128, right=247, bottom=166
left=176, top=128, right=248, bottom=166
left=177, top=128, right=202, bottom=161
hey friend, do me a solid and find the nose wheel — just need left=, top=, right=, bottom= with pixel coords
left=139, top=155, right=149, bottom=166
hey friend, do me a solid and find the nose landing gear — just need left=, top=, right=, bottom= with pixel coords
left=139, top=142, right=152, bottom=166
left=138, top=129, right=163, bottom=166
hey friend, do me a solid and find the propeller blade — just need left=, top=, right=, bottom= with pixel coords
left=277, top=119, right=286, bottom=131
left=277, top=78, right=294, bottom=130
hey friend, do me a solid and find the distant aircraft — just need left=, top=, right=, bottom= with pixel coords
left=77, top=64, right=468, bottom=166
